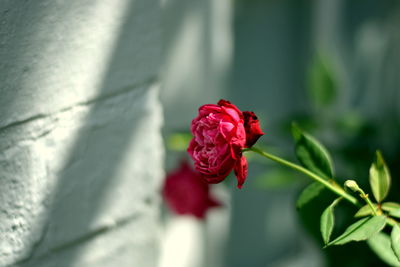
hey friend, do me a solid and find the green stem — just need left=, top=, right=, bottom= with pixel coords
left=344, top=181, right=378, bottom=215
left=362, top=195, right=378, bottom=216
left=246, top=146, right=360, bottom=207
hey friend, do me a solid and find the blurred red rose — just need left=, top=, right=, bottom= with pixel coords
left=162, top=161, right=221, bottom=219
left=188, top=99, right=264, bottom=188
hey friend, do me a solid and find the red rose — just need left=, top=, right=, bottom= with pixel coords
left=162, top=161, right=221, bottom=219
left=243, top=111, right=264, bottom=147
left=188, top=100, right=264, bottom=188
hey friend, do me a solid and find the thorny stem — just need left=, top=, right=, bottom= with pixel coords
left=245, top=146, right=360, bottom=207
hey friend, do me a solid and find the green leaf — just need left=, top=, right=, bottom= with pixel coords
left=296, top=182, right=325, bottom=209
left=291, top=124, right=334, bottom=179
left=328, top=216, right=386, bottom=246
left=307, top=53, right=337, bottom=107
left=392, top=224, right=400, bottom=262
left=369, top=150, right=391, bottom=203
left=367, top=232, right=400, bottom=267
left=167, top=132, right=192, bottom=151
left=320, top=198, right=341, bottom=245
left=291, top=123, right=303, bottom=141
left=382, top=202, right=400, bottom=218
left=354, top=204, right=378, bottom=218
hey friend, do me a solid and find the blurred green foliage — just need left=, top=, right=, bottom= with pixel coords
left=256, top=51, right=400, bottom=266
left=254, top=168, right=303, bottom=190
left=166, top=132, right=192, bottom=151
left=307, top=53, right=337, bottom=108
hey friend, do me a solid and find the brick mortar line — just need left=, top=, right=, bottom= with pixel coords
left=11, top=213, right=142, bottom=267
left=0, top=76, right=158, bottom=134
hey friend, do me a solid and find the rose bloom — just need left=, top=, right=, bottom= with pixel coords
left=162, top=161, right=221, bottom=219
left=188, top=100, right=264, bottom=188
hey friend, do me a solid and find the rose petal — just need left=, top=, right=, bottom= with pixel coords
left=234, top=156, right=248, bottom=189
left=218, top=121, right=235, bottom=139
left=218, top=99, right=244, bottom=119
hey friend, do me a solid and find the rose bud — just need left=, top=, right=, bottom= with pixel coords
left=243, top=111, right=265, bottom=147
left=187, top=99, right=263, bottom=188
left=162, top=161, right=221, bottom=219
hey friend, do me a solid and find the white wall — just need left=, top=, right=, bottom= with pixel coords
left=161, top=0, right=232, bottom=131
left=0, top=0, right=163, bottom=266
left=160, top=0, right=233, bottom=267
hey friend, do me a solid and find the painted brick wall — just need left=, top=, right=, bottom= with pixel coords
left=0, top=0, right=163, bottom=266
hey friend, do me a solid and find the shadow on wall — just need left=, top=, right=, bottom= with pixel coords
left=225, top=1, right=314, bottom=267
left=0, top=0, right=160, bottom=266
left=161, top=0, right=231, bottom=132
